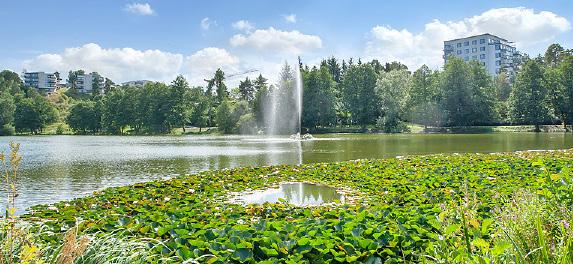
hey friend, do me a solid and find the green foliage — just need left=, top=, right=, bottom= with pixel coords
left=67, top=101, right=102, bottom=134
left=341, top=64, right=378, bottom=128
left=302, top=66, right=337, bottom=129
left=509, top=59, right=553, bottom=131
left=407, top=65, right=442, bottom=128
left=376, top=69, right=411, bottom=132
left=25, top=149, right=573, bottom=263
left=14, top=93, right=58, bottom=134
left=215, top=100, right=235, bottom=134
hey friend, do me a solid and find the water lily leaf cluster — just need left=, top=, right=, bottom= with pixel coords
left=26, top=150, right=573, bottom=263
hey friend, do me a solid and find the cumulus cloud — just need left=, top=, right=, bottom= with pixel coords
left=364, top=7, right=571, bottom=70
left=232, top=20, right=254, bottom=32
left=22, top=43, right=183, bottom=82
left=230, top=27, right=322, bottom=54
left=124, top=3, right=154, bottom=15
left=184, top=47, right=240, bottom=85
left=201, top=17, right=213, bottom=30
left=284, top=14, right=297, bottom=23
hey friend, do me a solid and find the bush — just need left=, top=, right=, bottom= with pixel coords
left=0, top=125, right=14, bottom=136
left=375, top=115, right=410, bottom=133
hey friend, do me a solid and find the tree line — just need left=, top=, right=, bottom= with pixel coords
left=0, top=43, right=572, bottom=135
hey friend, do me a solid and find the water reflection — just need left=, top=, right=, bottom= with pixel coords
left=237, top=182, right=344, bottom=206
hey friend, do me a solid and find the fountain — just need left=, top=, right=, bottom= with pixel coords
left=263, top=61, right=313, bottom=140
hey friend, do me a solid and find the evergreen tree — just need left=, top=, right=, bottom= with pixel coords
left=238, top=77, right=255, bottom=102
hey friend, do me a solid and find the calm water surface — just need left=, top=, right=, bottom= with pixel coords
left=233, top=182, right=344, bottom=206
left=0, top=133, right=572, bottom=213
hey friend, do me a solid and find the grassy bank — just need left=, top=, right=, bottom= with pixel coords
left=19, top=149, right=573, bottom=263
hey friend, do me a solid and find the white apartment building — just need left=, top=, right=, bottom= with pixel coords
left=443, top=33, right=521, bottom=77
left=75, top=72, right=104, bottom=94
left=22, top=71, right=60, bottom=93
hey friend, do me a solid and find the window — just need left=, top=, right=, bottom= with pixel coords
left=472, top=40, right=477, bottom=45
left=464, top=41, right=469, bottom=46
left=495, top=44, right=500, bottom=50
left=480, top=38, right=485, bottom=44
left=472, top=55, right=477, bottom=60
left=457, top=43, right=462, bottom=48
left=472, top=48, right=477, bottom=53
left=495, top=53, right=501, bottom=58
left=482, top=62, right=486, bottom=66
left=480, top=46, right=486, bottom=51
left=496, top=60, right=501, bottom=66
left=465, top=49, right=469, bottom=54
left=457, top=50, right=462, bottom=55
left=480, top=54, right=486, bottom=59
left=464, top=56, right=469, bottom=61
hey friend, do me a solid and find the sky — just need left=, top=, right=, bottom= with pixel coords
left=0, top=1, right=572, bottom=86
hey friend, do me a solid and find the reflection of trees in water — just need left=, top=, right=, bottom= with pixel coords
left=280, top=183, right=341, bottom=205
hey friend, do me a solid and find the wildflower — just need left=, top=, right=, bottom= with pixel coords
left=164, top=197, right=170, bottom=202
left=48, top=206, right=58, bottom=211
left=189, top=188, right=195, bottom=193
left=133, top=200, right=138, bottom=204
left=563, top=220, right=570, bottom=229
left=237, top=219, right=245, bottom=225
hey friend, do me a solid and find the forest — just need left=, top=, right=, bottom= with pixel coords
left=0, top=43, right=572, bottom=135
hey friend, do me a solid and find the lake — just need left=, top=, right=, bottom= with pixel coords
left=0, top=133, right=572, bottom=213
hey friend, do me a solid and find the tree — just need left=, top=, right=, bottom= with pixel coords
left=341, top=64, right=378, bottom=128
left=206, top=69, right=228, bottom=105
left=67, top=101, right=101, bottom=133
left=302, top=66, right=337, bottom=129
left=103, top=78, right=115, bottom=94
left=0, top=92, right=15, bottom=135
left=440, top=57, right=473, bottom=126
left=14, top=94, right=58, bottom=134
left=550, top=54, right=573, bottom=131
left=66, top=70, right=85, bottom=95
left=215, top=100, right=235, bottom=134
left=238, top=77, right=255, bottom=102
left=509, top=59, right=552, bottom=132
left=189, top=87, right=209, bottom=132
left=467, top=61, right=498, bottom=125
left=376, top=69, right=411, bottom=132
left=544, top=43, right=565, bottom=67
left=0, top=70, right=23, bottom=95
left=407, top=65, right=441, bottom=128
left=169, top=75, right=190, bottom=132
left=91, top=72, right=103, bottom=96
left=494, top=72, right=512, bottom=122
left=102, top=87, right=135, bottom=134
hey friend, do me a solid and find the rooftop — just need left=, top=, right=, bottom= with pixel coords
left=444, top=33, right=509, bottom=43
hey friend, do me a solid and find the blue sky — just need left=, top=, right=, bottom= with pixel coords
left=1, top=1, right=572, bottom=85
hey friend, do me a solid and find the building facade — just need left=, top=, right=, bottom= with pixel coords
left=75, top=72, right=104, bottom=94
left=22, top=71, right=60, bottom=93
left=443, top=33, right=521, bottom=77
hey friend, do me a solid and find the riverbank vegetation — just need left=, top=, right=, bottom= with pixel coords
left=10, top=149, right=570, bottom=263
left=1, top=43, right=572, bottom=136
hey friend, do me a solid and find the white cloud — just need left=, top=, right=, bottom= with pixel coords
left=232, top=20, right=255, bottom=33
left=23, top=43, right=183, bottom=82
left=124, top=3, right=154, bottom=16
left=184, top=47, right=240, bottom=85
left=201, top=17, right=214, bottom=30
left=284, top=14, right=297, bottom=23
left=230, top=27, right=322, bottom=54
left=364, top=7, right=571, bottom=70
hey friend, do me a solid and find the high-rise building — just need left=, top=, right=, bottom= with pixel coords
left=443, top=33, right=521, bottom=77
left=22, top=71, right=60, bottom=93
left=75, top=72, right=104, bottom=94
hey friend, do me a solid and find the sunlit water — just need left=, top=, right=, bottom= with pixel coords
left=231, top=182, right=344, bottom=206
left=0, top=133, right=572, bottom=213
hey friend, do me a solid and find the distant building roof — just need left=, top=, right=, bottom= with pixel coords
left=444, top=33, right=509, bottom=43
